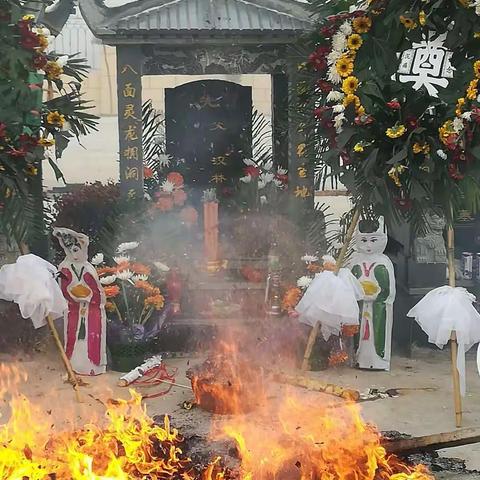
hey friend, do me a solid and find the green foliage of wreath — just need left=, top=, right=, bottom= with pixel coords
left=300, top=0, right=480, bottom=230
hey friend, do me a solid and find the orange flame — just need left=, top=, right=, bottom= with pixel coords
left=0, top=364, right=224, bottom=480
left=216, top=391, right=433, bottom=480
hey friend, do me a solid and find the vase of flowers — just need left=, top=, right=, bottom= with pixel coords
left=93, top=241, right=168, bottom=372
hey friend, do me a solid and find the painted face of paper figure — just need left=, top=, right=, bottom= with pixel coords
left=356, top=232, right=387, bottom=255
left=53, top=228, right=89, bottom=263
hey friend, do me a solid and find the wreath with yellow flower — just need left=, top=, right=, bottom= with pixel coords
left=299, top=0, right=480, bottom=229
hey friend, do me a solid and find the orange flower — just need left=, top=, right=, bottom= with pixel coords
left=97, top=266, right=117, bottom=276
left=180, top=206, right=198, bottom=224
left=144, top=166, right=154, bottom=179
left=131, top=263, right=151, bottom=275
left=307, top=263, right=322, bottom=273
left=135, top=280, right=160, bottom=296
left=155, top=195, right=174, bottom=212
left=282, top=287, right=302, bottom=311
left=145, top=294, right=165, bottom=310
left=167, top=171, right=184, bottom=187
left=173, top=189, right=187, bottom=206
left=103, top=285, right=120, bottom=298
left=105, top=301, right=116, bottom=312
left=116, top=261, right=131, bottom=272
left=341, top=325, right=360, bottom=337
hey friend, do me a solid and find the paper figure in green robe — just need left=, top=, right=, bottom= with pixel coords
left=350, top=217, right=396, bottom=370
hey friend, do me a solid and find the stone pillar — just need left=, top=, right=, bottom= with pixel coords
left=286, top=64, right=314, bottom=227
left=116, top=45, right=144, bottom=200
left=271, top=73, right=288, bottom=170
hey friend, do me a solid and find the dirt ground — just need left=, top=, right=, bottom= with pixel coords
left=1, top=341, right=480, bottom=477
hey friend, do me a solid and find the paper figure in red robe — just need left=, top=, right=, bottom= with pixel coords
left=53, top=227, right=107, bottom=375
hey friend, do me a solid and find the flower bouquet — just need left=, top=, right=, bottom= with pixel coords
left=93, top=242, right=169, bottom=371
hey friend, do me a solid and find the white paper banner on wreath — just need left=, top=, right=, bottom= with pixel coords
left=407, top=286, right=480, bottom=396
left=392, top=31, right=455, bottom=98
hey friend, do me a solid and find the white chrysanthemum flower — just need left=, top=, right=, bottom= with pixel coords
left=240, top=175, right=252, bottom=183
left=116, top=269, right=134, bottom=281
left=132, top=274, right=149, bottom=282
left=91, top=253, right=104, bottom=265
left=161, top=180, right=175, bottom=193
left=156, top=153, right=170, bottom=168
left=437, top=149, right=448, bottom=160
left=154, top=261, right=170, bottom=272
left=302, top=254, right=319, bottom=263
left=260, top=172, right=275, bottom=184
left=243, top=158, right=256, bottom=166
left=258, top=179, right=266, bottom=189
left=339, top=21, right=352, bottom=36
left=273, top=178, right=284, bottom=188
left=56, top=55, right=68, bottom=67
left=327, top=66, right=342, bottom=85
left=461, top=111, right=473, bottom=121
left=333, top=113, right=345, bottom=133
left=452, top=117, right=464, bottom=133
left=322, top=255, right=337, bottom=265
left=117, top=241, right=139, bottom=253
left=332, top=32, right=347, bottom=53
left=297, top=276, right=313, bottom=289
left=260, top=195, right=268, bottom=205
left=100, top=275, right=117, bottom=285
left=326, top=50, right=342, bottom=66
left=277, top=167, right=288, bottom=175
left=114, top=255, right=130, bottom=264
left=263, top=160, right=273, bottom=171
left=326, top=90, right=345, bottom=103
left=333, top=104, right=345, bottom=114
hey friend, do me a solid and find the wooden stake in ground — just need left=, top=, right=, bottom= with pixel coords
left=301, top=208, right=361, bottom=372
left=447, top=226, right=462, bottom=427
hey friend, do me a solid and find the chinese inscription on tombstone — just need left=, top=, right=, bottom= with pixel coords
left=117, top=46, right=144, bottom=199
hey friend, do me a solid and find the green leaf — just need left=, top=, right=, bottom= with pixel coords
left=47, top=157, right=65, bottom=182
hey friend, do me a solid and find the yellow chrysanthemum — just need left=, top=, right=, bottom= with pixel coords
left=388, top=165, right=406, bottom=187
left=335, top=56, right=354, bottom=78
left=45, top=61, right=63, bottom=80
left=439, top=120, right=456, bottom=145
left=456, top=97, right=466, bottom=117
left=356, top=105, right=366, bottom=116
left=386, top=124, right=406, bottom=139
left=466, top=79, right=478, bottom=100
left=474, top=60, right=480, bottom=79
left=46, top=111, right=65, bottom=128
left=343, top=94, right=361, bottom=108
left=418, top=11, right=426, bottom=26
left=38, top=35, right=49, bottom=52
left=400, top=15, right=417, bottom=30
left=352, top=16, right=372, bottom=34
left=354, top=143, right=364, bottom=152
left=412, top=142, right=430, bottom=154
left=38, top=137, right=55, bottom=147
left=22, top=14, right=35, bottom=21
left=342, top=76, right=359, bottom=94
left=347, top=34, right=363, bottom=51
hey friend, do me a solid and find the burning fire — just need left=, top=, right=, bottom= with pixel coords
left=217, top=391, right=433, bottom=480
left=0, top=364, right=224, bottom=480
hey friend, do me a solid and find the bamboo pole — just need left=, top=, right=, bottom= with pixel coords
left=301, top=207, right=361, bottom=371
left=46, top=314, right=82, bottom=403
left=447, top=225, right=462, bottom=427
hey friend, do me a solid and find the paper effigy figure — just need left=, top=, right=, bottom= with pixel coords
left=53, top=228, right=107, bottom=376
left=350, top=218, right=396, bottom=371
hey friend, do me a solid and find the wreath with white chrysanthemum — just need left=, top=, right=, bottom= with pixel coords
left=302, top=0, right=480, bottom=227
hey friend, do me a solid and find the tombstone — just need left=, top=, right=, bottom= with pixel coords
left=165, top=80, right=252, bottom=202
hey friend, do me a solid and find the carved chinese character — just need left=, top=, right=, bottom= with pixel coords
left=211, top=156, right=227, bottom=166
left=210, top=174, right=226, bottom=184
left=197, top=94, right=220, bottom=109
left=297, top=166, right=307, bottom=178
left=210, top=122, right=226, bottom=131
left=124, top=125, right=138, bottom=141
left=123, top=104, right=137, bottom=120
left=123, top=83, right=136, bottom=98
left=127, top=189, right=137, bottom=199
left=394, top=32, right=455, bottom=98
left=294, top=186, right=311, bottom=198
left=125, top=166, right=139, bottom=180
left=123, top=146, right=139, bottom=160
left=121, top=65, right=138, bottom=75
